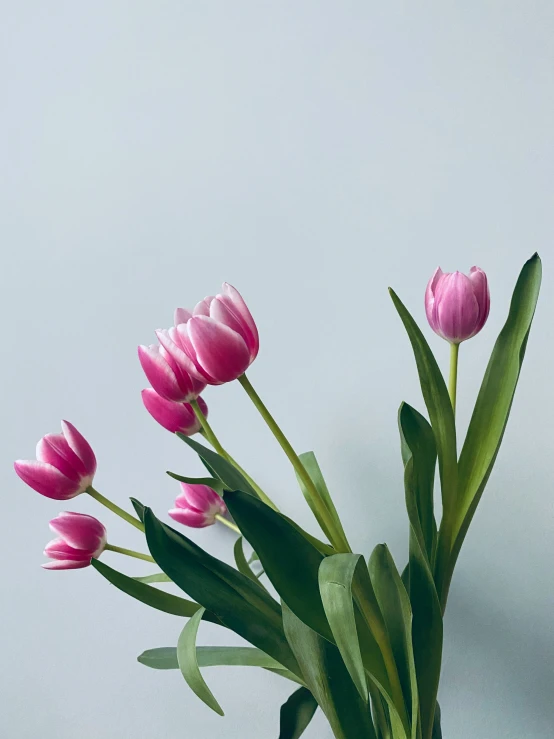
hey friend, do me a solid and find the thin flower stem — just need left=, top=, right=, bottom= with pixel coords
left=87, top=487, right=144, bottom=532
left=448, top=342, right=459, bottom=416
left=104, top=543, right=155, bottom=562
left=215, top=514, right=241, bottom=535
left=238, top=374, right=351, bottom=553
left=190, top=399, right=278, bottom=512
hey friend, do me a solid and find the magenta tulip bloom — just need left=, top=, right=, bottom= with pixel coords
left=138, top=344, right=206, bottom=403
left=141, top=389, right=207, bottom=435
left=425, top=266, right=490, bottom=344
left=168, top=482, right=227, bottom=528
left=14, top=421, right=97, bottom=500
left=42, top=511, right=107, bottom=570
left=159, top=283, right=259, bottom=385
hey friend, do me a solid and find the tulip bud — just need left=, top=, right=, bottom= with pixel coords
left=141, top=389, right=207, bottom=435
left=158, top=283, right=259, bottom=385
left=42, top=511, right=107, bottom=570
left=138, top=343, right=206, bottom=403
left=168, top=482, right=227, bottom=528
left=425, top=266, right=490, bottom=344
left=14, top=421, right=97, bottom=500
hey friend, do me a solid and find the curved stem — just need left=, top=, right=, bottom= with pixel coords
left=238, top=374, right=351, bottom=553
left=190, top=399, right=278, bottom=512
left=105, top=543, right=155, bottom=562
left=215, top=514, right=241, bottom=535
left=87, top=487, right=144, bottom=532
left=448, top=342, right=459, bottom=416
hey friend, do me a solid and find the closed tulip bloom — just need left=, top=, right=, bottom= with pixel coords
left=159, top=283, right=259, bottom=385
left=138, top=343, right=206, bottom=403
left=42, top=511, right=107, bottom=570
left=168, top=482, right=227, bottom=528
left=14, top=421, right=97, bottom=500
left=425, top=266, right=490, bottom=344
left=141, top=388, right=207, bottom=435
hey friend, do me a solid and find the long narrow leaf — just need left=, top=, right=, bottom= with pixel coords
left=177, top=435, right=258, bottom=497
left=166, top=471, right=225, bottom=495
left=279, top=687, right=318, bottom=739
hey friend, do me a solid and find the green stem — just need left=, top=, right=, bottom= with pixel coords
left=190, top=399, right=278, bottom=512
left=215, top=514, right=241, bottom=534
left=238, top=374, right=351, bottom=553
left=105, top=543, right=155, bottom=562
left=448, top=342, right=459, bottom=416
left=87, top=487, right=144, bottom=532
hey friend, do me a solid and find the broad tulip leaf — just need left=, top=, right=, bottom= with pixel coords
left=399, top=403, right=443, bottom=739
left=166, top=471, right=226, bottom=495
left=143, top=508, right=300, bottom=676
left=130, top=497, right=146, bottom=522
left=369, top=545, right=418, bottom=739
left=225, top=489, right=332, bottom=641
left=282, top=603, right=377, bottom=739
left=177, top=608, right=224, bottom=716
left=389, top=289, right=457, bottom=519
left=133, top=572, right=172, bottom=584
left=177, top=435, right=258, bottom=497
left=453, top=254, right=542, bottom=569
left=296, top=451, right=349, bottom=552
left=278, top=687, right=318, bottom=739
left=432, top=703, right=442, bottom=739
left=92, top=559, right=220, bottom=623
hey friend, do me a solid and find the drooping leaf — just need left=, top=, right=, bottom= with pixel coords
left=389, top=289, right=457, bottom=519
left=399, top=403, right=443, bottom=739
left=92, top=559, right=220, bottom=622
left=166, top=471, right=226, bottom=495
left=133, top=572, right=172, bottom=584
left=177, top=435, right=258, bottom=497
left=177, top=608, right=224, bottom=716
left=282, top=603, right=377, bottom=739
left=296, top=451, right=350, bottom=552
left=278, top=687, right=318, bottom=739
left=143, top=508, right=300, bottom=676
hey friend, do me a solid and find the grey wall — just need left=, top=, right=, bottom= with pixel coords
left=2, top=2, right=553, bottom=737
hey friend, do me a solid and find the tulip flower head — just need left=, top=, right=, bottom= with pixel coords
left=425, top=266, right=490, bottom=344
left=42, top=511, right=107, bottom=570
left=138, top=343, right=206, bottom=403
left=14, top=421, right=97, bottom=500
left=157, top=283, right=259, bottom=385
left=141, top=389, right=207, bottom=435
left=169, top=482, right=227, bottom=528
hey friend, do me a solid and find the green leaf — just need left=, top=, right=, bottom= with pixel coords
left=166, top=471, right=226, bottom=495
left=133, top=572, right=172, bottom=584
left=130, top=497, right=145, bottom=522
left=92, top=559, right=220, bottom=622
left=233, top=536, right=262, bottom=585
left=369, top=545, right=418, bottom=739
left=431, top=703, right=442, bottom=739
left=177, top=608, right=224, bottom=716
left=143, top=508, right=300, bottom=676
left=138, top=645, right=300, bottom=675
left=454, top=254, right=542, bottom=563
left=224, top=489, right=332, bottom=641
left=389, top=289, right=457, bottom=518
left=296, top=452, right=349, bottom=553
left=399, top=403, right=443, bottom=739
left=282, top=603, right=377, bottom=739
left=177, top=435, right=258, bottom=497
left=278, top=687, right=318, bottom=739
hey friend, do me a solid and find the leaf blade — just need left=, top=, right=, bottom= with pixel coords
left=278, top=687, right=318, bottom=739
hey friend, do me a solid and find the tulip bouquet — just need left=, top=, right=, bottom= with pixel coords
left=15, top=255, right=542, bottom=738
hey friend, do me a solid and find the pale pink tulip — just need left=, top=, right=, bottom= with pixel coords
left=42, top=512, right=107, bottom=570
left=425, top=266, right=490, bottom=343
left=141, top=389, right=207, bottom=435
left=168, top=482, right=227, bottom=528
left=138, top=344, right=206, bottom=403
left=159, top=283, right=259, bottom=385
left=14, top=421, right=97, bottom=500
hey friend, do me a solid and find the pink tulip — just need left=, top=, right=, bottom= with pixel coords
left=158, top=283, right=259, bottom=385
left=138, top=344, right=206, bottom=403
left=168, top=482, right=227, bottom=528
left=14, top=421, right=97, bottom=500
left=425, top=266, right=490, bottom=344
left=141, top=389, right=207, bottom=435
left=42, top=511, right=107, bottom=570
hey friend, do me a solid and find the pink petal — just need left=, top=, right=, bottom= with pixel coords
left=141, top=388, right=202, bottom=435
left=168, top=507, right=215, bottom=528
left=42, top=559, right=90, bottom=570
left=178, top=482, right=225, bottom=512
left=187, top=316, right=252, bottom=384
left=424, top=267, right=444, bottom=333
left=175, top=323, right=219, bottom=384
left=221, top=283, right=259, bottom=347
left=44, top=537, right=93, bottom=560
left=14, top=460, right=81, bottom=500
left=155, top=330, right=208, bottom=392
left=174, top=307, right=193, bottom=325
left=138, top=344, right=187, bottom=402
left=469, top=266, right=490, bottom=335
left=193, top=297, right=215, bottom=317
left=36, top=435, right=84, bottom=482
left=49, top=512, right=107, bottom=554
left=436, top=272, right=479, bottom=343
left=61, top=421, right=97, bottom=478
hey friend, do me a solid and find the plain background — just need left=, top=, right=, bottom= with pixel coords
left=2, top=2, right=553, bottom=737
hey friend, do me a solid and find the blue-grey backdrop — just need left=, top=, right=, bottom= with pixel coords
left=2, top=2, right=553, bottom=737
